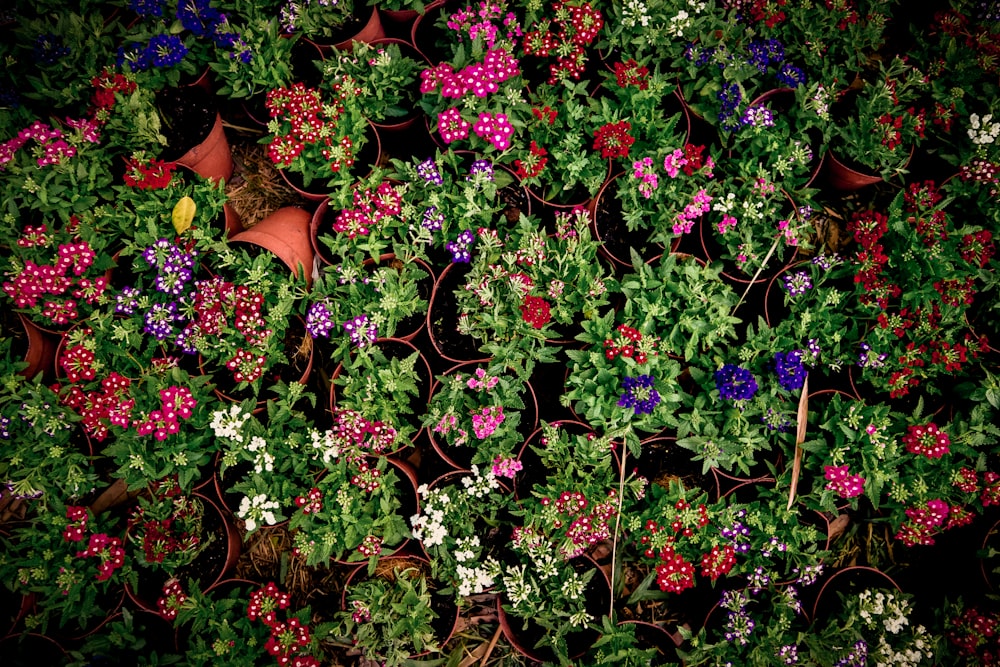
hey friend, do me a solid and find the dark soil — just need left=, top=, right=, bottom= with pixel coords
left=156, top=86, right=217, bottom=163
left=427, top=263, right=489, bottom=363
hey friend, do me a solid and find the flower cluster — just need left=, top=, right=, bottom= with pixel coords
left=714, top=364, right=759, bottom=401
left=76, top=532, right=127, bottom=582
left=123, top=155, right=176, bottom=189
left=773, top=350, right=807, bottom=392
left=824, top=465, right=865, bottom=499
left=535, top=487, right=618, bottom=560
left=156, top=579, right=187, bottom=621
left=520, top=295, right=552, bottom=329
left=246, top=582, right=318, bottom=666
left=333, top=181, right=404, bottom=240
left=604, top=324, right=658, bottom=364
left=593, top=120, right=635, bottom=160
left=901, top=422, right=951, bottom=459
left=893, top=498, right=960, bottom=547
left=522, top=1, right=604, bottom=84
left=127, top=477, right=204, bottom=567
left=420, top=48, right=520, bottom=100
left=618, top=374, right=661, bottom=415
left=2, top=234, right=107, bottom=327
left=265, top=82, right=361, bottom=184
left=634, top=497, right=719, bottom=594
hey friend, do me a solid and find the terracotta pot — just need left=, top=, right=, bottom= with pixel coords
left=617, top=619, right=684, bottom=659
left=15, top=312, right=57, bottom=381
left=125, top=492, right=242, bottom=614
left=425, top=262, right=492, bottom=365
left=822, top=149, right=884, bottom=191
left=713, top=470, right=777, bottom=503
left=409, top=0, right=453, bottom=65
left=426, top=361, right=540, bottom=471
left=229, top=206, right=316, bottom=285
left=176, top=111, right=234, bottom=184
left=496, top=553, right=610, bottom=663
left=527, top=159, right=611, bottom=215
left=340, top=551, right=459, bottom=659
left=381, top=8, right=420, bottom=25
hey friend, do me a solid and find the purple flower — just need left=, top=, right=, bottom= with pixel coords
left=446, top=229, right=476, bottom=263
left=467, top=159, right=494, bottom=181
left=422, top=206, right=444, bottom=232
left=115, top=286, right=141, bottom=315
left=781, top=270, right=812, bottom=296
left=714, top=364, right=758, bottom=401
left=857, top=341, right=887, bottom=369
left=0, top=416, right=10, bottom=439
left=306, top=302, right=335, bottom=339
left=742, top=106, right=774, bottom=128
left=617, top=375, right=660, bottom=415
left=774, top=350, right=807, bottom=391
left=144, top=301, right=179, bottom=340
left=418, top=158, right=444, bottom=185
left=175, top=325, right=198, bottom=354
left=343, top=314, right=377, bottom=349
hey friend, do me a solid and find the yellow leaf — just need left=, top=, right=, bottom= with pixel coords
left=172, top=196, right=196, bottom=235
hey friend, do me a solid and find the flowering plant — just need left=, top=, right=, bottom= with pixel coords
left=455, top=208, right=618, bottom=378
left=410, top=464, right=514, bottom=601
left=619, top=252, right=741, bottom=362
left=614, top=139, right=718, bottom=247
left=313, top=169, right=411, bottom=261
left=113, top=0, right=249, bottom=90
left=624, top=480, right=825, bottom=600
left=207, top=10, right=293, bottom=100
left=417, top=1, right=525, bottom=151
left=320, top=40, right=422, bottom=124
left=705, top=173, right=813, bottom=277
left=177, top=580, right=322, bottom=666
left=600, top=0, right=721, bottom=62
left=389, top=151, right=518, bottom=263
left=0, top=208, right=114, bottom=331
left=332, top=342, right=425, bottom=446
left=423, top=363, right=530, bottom=467
left=493, top=423, right=629, bottom=664
left=307, top=254, right=430, bottom=366
left=846, top=184, right=993, bottom=400
left=126, top=477, right=211, bottom=572
left=277, top=0, right=355, bottom=41
left=262, top=81, right=368, bottom=189
left=518, top=0, right=604, bottom=87
left=515, top=81, right=617, bottom=203
left=332, top=562, right=442, bottom=667
left=0, top=500, right=134, bottom=635
left=677, top=30, right=809, bottom=133
left=564, top=308, right=685, bottom=434
left=828, top=55, right=929, bottom=180
left=0, top=373, right=96, bottom=504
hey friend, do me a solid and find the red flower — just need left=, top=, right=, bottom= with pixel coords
left=520, top=296, right=552, bottom=329
left=655, top=548, right=696, bottom=593
left=593, top=121, right=635, bottom=159
left=902, top=422, right=951, bottom=459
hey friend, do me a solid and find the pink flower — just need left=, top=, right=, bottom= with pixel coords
left=472, top=112, right=514, bottom=150
left=823, top=465, right=865, bottom=499
left=437, top=108, right=471, bottom=144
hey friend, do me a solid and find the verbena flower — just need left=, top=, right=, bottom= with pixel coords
left=144, top=34, right=189, bottom=69
left=714, top=364, right=758, bottom=400
left=774, top=350, right=807, bottom=391
left=617, top=374, right=661, bottom=415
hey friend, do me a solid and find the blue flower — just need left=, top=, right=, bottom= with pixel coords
left=446, top=229, right=476, bottom=263
left=714, top=364, right=758, bottom=401
left=144, top=34, right=189, bottom=69
left=617, top=374, right=661, bottom=415
left=774, top=350, right=807, bottom=391
left=177, top=0, right=223, bottom=38
left=128, top=0, right=167, bottom=18
left=775, top=63, right=806, bottom=89
left=33, top=33, right=70, bottom=66
left=306, top=302, right=335, bottom=339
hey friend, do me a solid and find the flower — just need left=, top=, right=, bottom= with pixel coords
left=617, top=374, right=661, bottom=415
left=774, top=350, right=807, bottom=392
left=714, top=364, right=759, bottom=401
left=520, top=296, right=551, bottom=329
left=902, top=423, right=951, bottom=459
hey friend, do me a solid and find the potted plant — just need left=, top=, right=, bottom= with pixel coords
left=319, top=40, right=424, bottom=127
left=454, top=208, right=619, bottom=379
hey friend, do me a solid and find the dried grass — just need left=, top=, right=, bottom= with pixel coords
left=224, top=141, right=302, bottom=229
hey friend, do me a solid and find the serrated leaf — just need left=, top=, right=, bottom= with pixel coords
left=172, top=196, right=196, bottom=234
